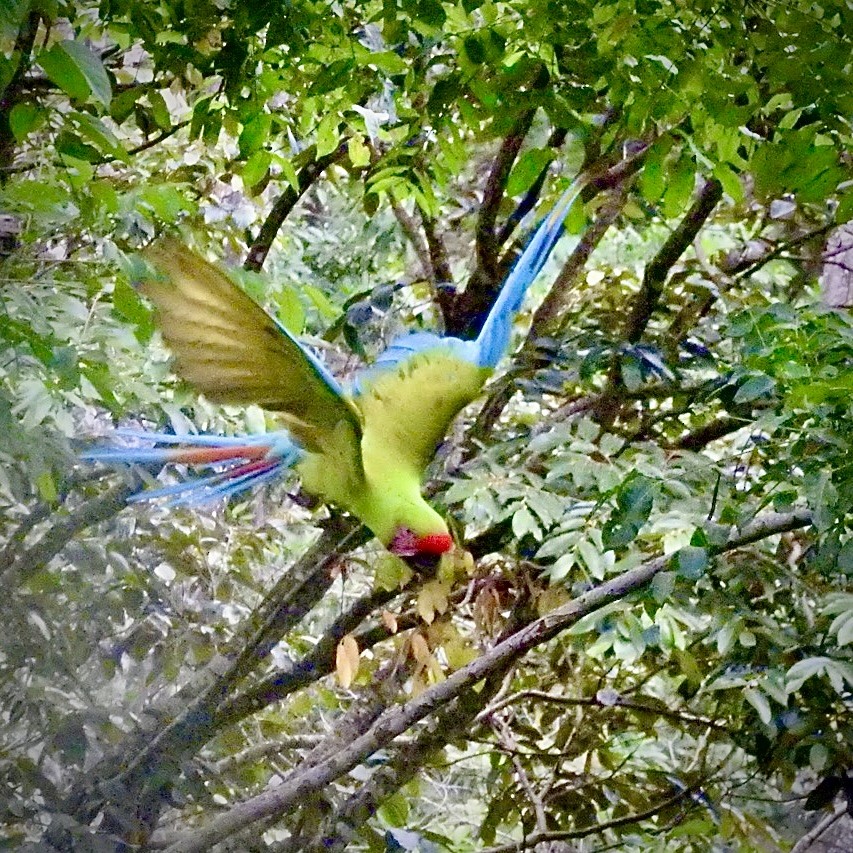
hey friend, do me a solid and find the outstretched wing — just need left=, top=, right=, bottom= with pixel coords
left=354, top=178, right=584, bottom=474
left=140, top=238, right=362, bottom=457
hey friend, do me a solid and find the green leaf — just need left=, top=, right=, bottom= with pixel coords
left=651, top=571, right=675, bottom=602
left=55, top=130, right=101, bottom=162
left=512, top=505, right=541, bottom=540
left=274, top=285, right=305, bottom=335
left=662, top=157, right=696, bottom=218
left=242, top=150, right=271, bottom=187
left=35, top=470, right=58, bottom=504
left=147, top=90, right=171, bottom=131
left=377, top=790, right=410, bottom=827
left=620, top=354, right=643, bottom=392
left=713, top=163, right=743, bottom=204
left=82, top=364, right=121, bottom=409
left=72, top=112, right=128, bottom=161
left=640, top=159, right=665, bottom=203
left=365, top=51, right=406, bottom=75
left=9, top=103, right=44, bottom=141
left=110, top=85, right=144, bottom=123
left=238, top=112, right=272, bottom=158
left=506, top=148, right=553, bottom=197
left=786, top=656, right=831, bottom=693
left=733, top=375, right=775, bottom=404
left=137, top=183, right=195, bottom=222
left=577, top=537, right=604, bottom=579
left=414, top=0, right=446, bottom=27
left=828, top=610, right=853, bottom=646
left=836, top=188, right=853, bottom=224
left=603, top=473, right=655, bottom=549
left=347, top=135, right=371, bottom=168
left=113, top=276, right=151, bottom=328
left=463, top=34, right=486, bottom=64
left=303, top=284, right=338, bottom=320
left=39, top=40, right=112, bottom=106
left=674, top=546, right=708, bottom=579
left=308, top=58, right=354, bottom=95
left=316, top=112, right=339, bottom=158
left=190, top=97, right=212, bottom=139
left=374, top=553, right=413, bottom=591
left=567, top=601, right=625, bottom=635
left=809, top=743, right=828, bottom=773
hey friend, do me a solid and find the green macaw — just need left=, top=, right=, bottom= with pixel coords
left=87, top=181, right=582, bottom=563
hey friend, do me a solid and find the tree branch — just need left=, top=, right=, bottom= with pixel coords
left=445, top=111, right=537, bottom=336
left=391, top=200, right=434, bottom=283
left=496, top=128, right=569, bottom=248
left=62, top=515, right=366, bottom=847
left=299, top=621, right=524, bottom=853
left=0, top=478, right=140, bottom=586
left=212, top=581, right=399, bottom=727
left=527, top=180, right=630, bottom=339
left=480, top=783, right=697, bottom=852
left=667, top=220, right=836, bottom=342
left=790, top=801, right=848, bottom=853
left=0, top=10, right=41, bottom=177
left=161, top=508, right=812, bottom=852
left=476, top=110, right=537, bottom=279
left=623, top=178, right=723, bottom=344
left=669, top=415, right=748, bottom=451
left=482, top=689, right=728, bottom=733
left=244, top=144, right=348, bottom=272
left=468, top=179, right=630, bottom=444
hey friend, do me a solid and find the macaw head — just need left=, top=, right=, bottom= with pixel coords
left=387, top=527, right=454, bottom=569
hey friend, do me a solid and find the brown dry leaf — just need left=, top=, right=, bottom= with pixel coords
left=410, top=632, right=431, bottom=666
left=381, top=609, right=398, bottom=634
left=473, top=586, right=501, bottom=635
left=335, top=634, right=360, bottom=688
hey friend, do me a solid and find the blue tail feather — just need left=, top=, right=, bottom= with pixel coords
left=85, top=429, right=303, bottom=506
left=130, top=459, right=285, bottom=507
left=112, top=429, right=285, bottom=447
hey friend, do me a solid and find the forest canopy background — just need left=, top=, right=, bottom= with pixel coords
left=0, top=1, right=852, bottom=851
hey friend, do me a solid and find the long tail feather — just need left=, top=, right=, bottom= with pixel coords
left=83, top=430, right=303, bottom=506
left=475, top=176, right=586, bottom=368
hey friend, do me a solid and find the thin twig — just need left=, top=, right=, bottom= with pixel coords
left=391, top=200, right=435, bottom=283
left=479, top=689, right=728, bottom=733
left=789, top=801, right=848, bottom=853
left=244, top=143, right=349, bottom=272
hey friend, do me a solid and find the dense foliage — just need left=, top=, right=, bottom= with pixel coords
left=1, top=1, right=851, bottom=851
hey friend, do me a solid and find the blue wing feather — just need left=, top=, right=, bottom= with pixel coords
left=473, top=179, right=584, bottom=367
left=351, top=176, right=584, bottom=394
